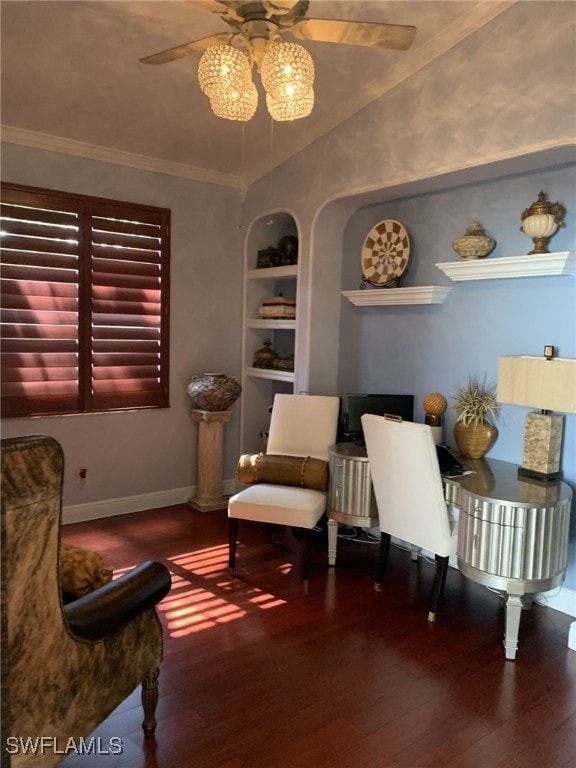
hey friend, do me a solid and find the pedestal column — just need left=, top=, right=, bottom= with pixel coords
left=189, top=409, right=231, bottom=512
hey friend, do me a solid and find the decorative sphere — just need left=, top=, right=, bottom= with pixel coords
left=423, top=392, right=447, bottom=415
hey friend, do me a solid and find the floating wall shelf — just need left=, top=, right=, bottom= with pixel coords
left=342, top=286, right=452, bottom=306
left=247, top=265, right=298, bottom=281
left=435, top=251, right=574, bottom=281
left=246, top=319, right=296, bottom=330
left=246, top=366, right=294, bottom=383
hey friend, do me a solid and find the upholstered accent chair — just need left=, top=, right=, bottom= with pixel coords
left=361, top=415, right=458, bottom=621
left=1, top=435, right=172, bottom=767
left=228, top=394, right=340, bottom=584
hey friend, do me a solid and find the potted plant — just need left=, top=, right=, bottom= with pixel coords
left=452, top=376, right=500, bottom=459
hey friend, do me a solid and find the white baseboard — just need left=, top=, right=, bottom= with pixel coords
left=568, top=622, right=576, bottom=651
left=534, top=586, right=576, bottom=618
left=62, top=479, right=237, bottom=524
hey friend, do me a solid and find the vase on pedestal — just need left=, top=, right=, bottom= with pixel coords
left=187, top=373, right=241, bottom=411
left=187, top=372, right=241, bottom=513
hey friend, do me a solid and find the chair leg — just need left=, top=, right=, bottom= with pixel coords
left=428, top=555, right=449, bottom=622
left=141, top=668, right=159, bottom=737
left=302, top=528, right=313, bottom=587
left=374, top=532, right=391, bottom=591
left=228, top=518, right=238, bottom=571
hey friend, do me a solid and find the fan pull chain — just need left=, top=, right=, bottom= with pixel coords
left=241, top=122, right=246, bottom=177
left=269, top=117, right=274, bottom=165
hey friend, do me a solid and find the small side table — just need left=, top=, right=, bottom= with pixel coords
left=327, top=443, right=378, bottom=566
left=444, top=458, right=572, bottom=660
left=189, top=409, right=231, bottom=512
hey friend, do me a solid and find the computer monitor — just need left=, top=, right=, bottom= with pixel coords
left=339, top=393, right=414, bottom=442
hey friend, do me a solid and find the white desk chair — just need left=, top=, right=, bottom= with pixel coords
left=361, top=413, right=458, bottom=621
left=228, top=394, right=339, bottom=585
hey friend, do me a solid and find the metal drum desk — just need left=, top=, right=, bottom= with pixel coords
left=444, top=458, right=572, bottom=660
left=327, top=443, right=378, bottom=566
left=327, top=446, right=572, bottom=659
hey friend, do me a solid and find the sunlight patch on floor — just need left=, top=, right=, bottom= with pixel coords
left=156, top=545, right=288, bottom=637
left=110, top=544, right=288, bottom=637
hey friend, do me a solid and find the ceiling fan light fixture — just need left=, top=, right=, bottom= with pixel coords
left=260, top=41, right=314, bottom=102
left=210, top=81, right=259, bottom=121
left=266, top=87, right=314, bottom=121
left=198, top=44, right=252, bottom=98
left=142, top=1, right=417, bottom=124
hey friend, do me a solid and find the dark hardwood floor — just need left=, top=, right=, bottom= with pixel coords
left=60, top=505, right=575, bottom=768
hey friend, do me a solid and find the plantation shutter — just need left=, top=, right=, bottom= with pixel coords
left=1, top=184, right=170, bottom=418
left=1, top=188, right=81, bottom=416
left=88, top=202, right=169, bottom=411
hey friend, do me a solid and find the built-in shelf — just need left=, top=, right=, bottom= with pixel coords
left=435, top=251, right=574, bottom=281
left=247, top=265, right=298, bottom=281
left=246, top=319, right=296, bottom=330
left=245, top=366, right=294, bottom=383
left=342, top=286, right=452, bottom=306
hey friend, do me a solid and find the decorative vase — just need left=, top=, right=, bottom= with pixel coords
left=452, top=221, right=496, bottom=259
left=454, top=420, right=498, bottom=459
left=277, top=235, right=298, bottom=265
left=187, top=373, right=241, bottom=411
left=253, top=338, right=278, bottom=368
left=520, top=191, right=565, bottom=254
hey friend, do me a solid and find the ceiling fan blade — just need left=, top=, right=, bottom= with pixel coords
left=275, top=0, right=310, bottom=26
left=192, top=0, right=249, bottom=22
left=266, top=0, right=302, bottom=14
left=290, top=18, right=416, bottom=51
left=191, top=0, right=302, bottom=21
left=139, top=33, right=235, bottom=65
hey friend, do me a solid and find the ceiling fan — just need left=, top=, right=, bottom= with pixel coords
left=139, top=0, right=417, bottom=67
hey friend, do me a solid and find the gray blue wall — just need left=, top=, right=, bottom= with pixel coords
left=241, top=1, right=576, bottom=597
left=1, top=143, right=244, bottom=510
left=337, top=164, right=575, bottom=589
left=2, top=1, right=574, bottom=601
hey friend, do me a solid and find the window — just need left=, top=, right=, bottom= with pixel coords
left=1, top=183, right=170, bottom=418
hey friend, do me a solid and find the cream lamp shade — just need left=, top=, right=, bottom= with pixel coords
left=497, top=354, right=576, bottom=480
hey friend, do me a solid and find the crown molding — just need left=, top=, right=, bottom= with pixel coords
left=0, top=125, right=244, bottom=191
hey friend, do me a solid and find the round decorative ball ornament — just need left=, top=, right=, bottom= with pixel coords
left=361, top=219, right=410, bottom=287
left=423, top=392, right=448, bottom=416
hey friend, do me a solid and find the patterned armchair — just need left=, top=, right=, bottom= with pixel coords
left=1, top=435, right=172, bottom=767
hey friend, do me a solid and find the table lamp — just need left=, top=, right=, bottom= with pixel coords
left=497, top=347, right=576, bottom=480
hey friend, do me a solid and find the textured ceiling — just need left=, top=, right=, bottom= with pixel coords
left=1, top=1, right=515, bottom=188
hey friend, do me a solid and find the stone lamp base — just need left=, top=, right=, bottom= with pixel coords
left=519, top=411, right=563, bottom=481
